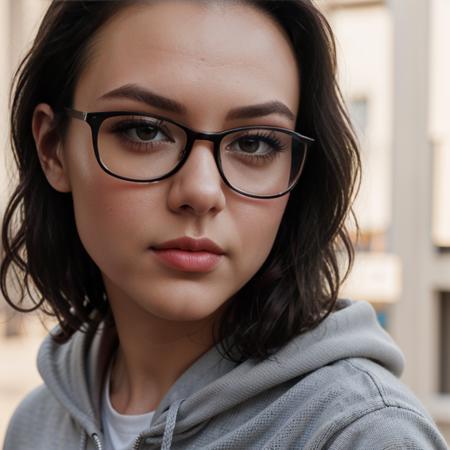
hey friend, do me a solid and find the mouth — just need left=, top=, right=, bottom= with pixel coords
left=150, top=236, right=225, bottom=272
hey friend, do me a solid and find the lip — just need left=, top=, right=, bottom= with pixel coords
left=152, top=237, right=225, bottom=254
left=151, top=237, right=225, bottom=272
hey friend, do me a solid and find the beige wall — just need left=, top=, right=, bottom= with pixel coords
left=329, top=3, right=402, bottom=306
left=0, top=0, right=49, bottom=213
left=332, top=4, right=393, bottom=233
left=430, top=0, right=450, bottom=247
left=0, top=0, right=11, bottom=214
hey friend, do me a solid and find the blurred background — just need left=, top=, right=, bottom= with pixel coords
left=0, top=0, right=449, bottom=444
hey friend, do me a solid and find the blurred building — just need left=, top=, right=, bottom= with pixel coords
left=0, top=0, right=50, bottom=209
left=0, top=0, right=449, bottom=444
left=319, top=0, right=450, bottom=441
left=0, top=0, right=51, bottom=441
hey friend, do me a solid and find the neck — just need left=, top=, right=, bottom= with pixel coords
left=104, top=282, right=222, bottom=415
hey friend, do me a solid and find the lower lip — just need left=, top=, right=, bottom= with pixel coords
left=151, top=248, right=223, bottom=272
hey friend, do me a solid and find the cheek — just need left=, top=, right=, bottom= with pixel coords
left=72, top=183, right=161, bottom=243
left=70, top=180, right=128, bottom=271
left=233, top=195, right=289, bottom=272
left=66, top=143, right=161, bottom=269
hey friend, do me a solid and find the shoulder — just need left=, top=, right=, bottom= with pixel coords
left=304, top=357, right=429, bottom=416
left=3, top=384, right=75, bottom=450
left=290, top=357, right=448, bottom=449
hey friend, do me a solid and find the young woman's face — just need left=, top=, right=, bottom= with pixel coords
left=59, top=0, right=300, bottom=323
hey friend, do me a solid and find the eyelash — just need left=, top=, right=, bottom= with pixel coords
left=238, top=131, right=285, bottom=149
left=229, top=131, right=288, bottom=160
left=111, top=119, right=167, bottom=135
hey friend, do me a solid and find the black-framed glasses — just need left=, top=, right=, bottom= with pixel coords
left=64, top=107, right=314, bottom=199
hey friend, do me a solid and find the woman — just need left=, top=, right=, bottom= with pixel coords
left=2, top=0, right=447, bottom=449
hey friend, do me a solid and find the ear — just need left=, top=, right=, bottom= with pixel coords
left=32, top=103, right=71, bottom=193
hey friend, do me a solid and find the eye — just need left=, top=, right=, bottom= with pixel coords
left=227, top=131, right=287, bottom=156
left=236, top=137, right=263, bottom=154
left=130, top=124, right=159, bottom=141
left=113, top=120, right=172, bottom=144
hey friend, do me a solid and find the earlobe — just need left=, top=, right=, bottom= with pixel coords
left=32, top=103, right=71, bottom=193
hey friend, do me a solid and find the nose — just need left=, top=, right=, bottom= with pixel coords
left=166, top=140, right=226, bottom=216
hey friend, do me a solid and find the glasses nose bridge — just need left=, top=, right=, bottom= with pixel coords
left=182, top=130, right=224, bottom=173
left=188, top=130, right=223, bottom=151
left=179, top=128, right=223, bottom=179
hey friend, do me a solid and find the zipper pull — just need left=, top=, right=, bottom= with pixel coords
left=92, top=433, right=103, bottom=450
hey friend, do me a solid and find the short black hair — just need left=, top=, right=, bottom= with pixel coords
left=1, top=0, right=360, bottom=363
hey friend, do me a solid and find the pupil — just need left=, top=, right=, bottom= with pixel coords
left=136, top=126, right=157, bottom=140
left=240, top=138, right=259, bottom=153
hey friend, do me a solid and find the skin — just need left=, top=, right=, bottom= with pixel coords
left=32, top=0, right=300, bottom=414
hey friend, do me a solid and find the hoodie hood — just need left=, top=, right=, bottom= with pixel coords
left=36, top=299, right=405, bottom=449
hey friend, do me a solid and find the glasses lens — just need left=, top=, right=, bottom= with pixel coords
left=220, top=128, right=307, bottom=197
left=97, top=115, right=187, bottom=180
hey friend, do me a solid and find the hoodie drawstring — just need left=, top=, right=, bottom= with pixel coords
left=79, top=431, right=87, bottom=450
left=161, top=399, right=183, bottom=450
left=84, top=401, right=182, bottom=450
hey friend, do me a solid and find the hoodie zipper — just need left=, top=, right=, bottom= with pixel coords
left=93, top=431, right=145, bottom=450
left=92, top=433, right=103, bottom=450
left=133, top=433, right=145, bottom=449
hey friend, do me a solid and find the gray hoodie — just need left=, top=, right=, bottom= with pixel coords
left=3, top=300, right=448, bottom=449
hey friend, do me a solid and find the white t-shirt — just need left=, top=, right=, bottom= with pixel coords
left=101, top=364, right=155, bottom=450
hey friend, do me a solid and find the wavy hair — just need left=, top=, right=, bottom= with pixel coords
left=1, top=0, right=360, bottom=362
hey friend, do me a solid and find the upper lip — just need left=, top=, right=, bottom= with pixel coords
left=152, top=237, right=225, bottom=254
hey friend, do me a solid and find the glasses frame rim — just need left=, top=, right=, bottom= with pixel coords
left=64, top=107, right=315, bottom=199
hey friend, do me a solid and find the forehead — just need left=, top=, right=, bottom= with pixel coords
left=74, top=0, right=300, bottom=124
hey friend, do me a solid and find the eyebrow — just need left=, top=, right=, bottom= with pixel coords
left=98, top=84, right=296, bottom=122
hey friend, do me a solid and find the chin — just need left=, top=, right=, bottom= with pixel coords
left=136, top=296, right=226, bottom=323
